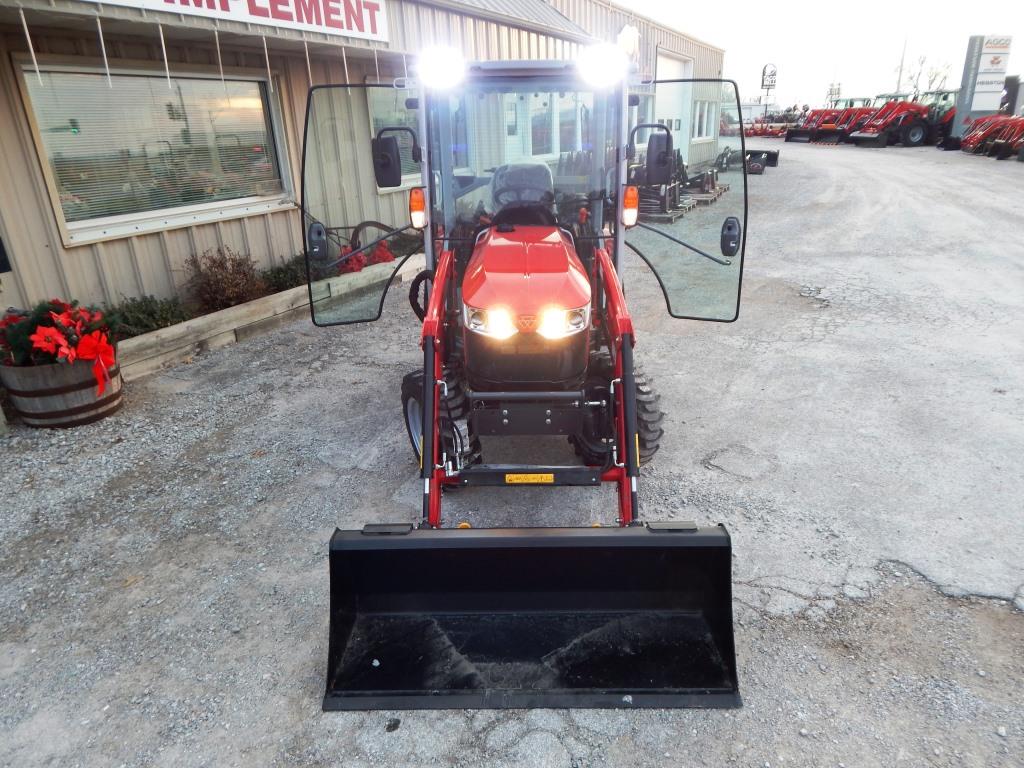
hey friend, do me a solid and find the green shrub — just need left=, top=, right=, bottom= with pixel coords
left=261, top=254, right=307, bottom=294
left=106, top=295, right=192, bottom=340
left=185, top=247, right=267, bottom=313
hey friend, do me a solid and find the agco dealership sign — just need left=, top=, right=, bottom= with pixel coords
left=83, top=0, right=388, bottom=42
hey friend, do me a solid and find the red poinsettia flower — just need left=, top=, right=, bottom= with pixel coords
left=30, top=325, right=75, bottom=362
left=366, top=241, right=396, bottom=266
left=50, top=310, right=76, bottom=329
left=76, top=330, right=115, bottom=395
left=337, top=245, right=367, bottom=274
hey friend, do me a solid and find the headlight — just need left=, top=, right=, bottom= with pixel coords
left=463, top=305, right=517, bottom=340
left=537, top=305, right=590, bottom=340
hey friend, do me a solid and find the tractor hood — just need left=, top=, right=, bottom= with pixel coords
left=462, top=226, right=591, bottom=316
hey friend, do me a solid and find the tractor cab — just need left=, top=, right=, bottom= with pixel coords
left=300, top=49, right=747, bottom=711
left=919, top=89, right=959, bottom=124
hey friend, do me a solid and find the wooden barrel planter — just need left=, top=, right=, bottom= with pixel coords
left=0, top=360, right=123, bottom=428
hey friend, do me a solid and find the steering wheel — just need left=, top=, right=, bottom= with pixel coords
left=492, top=185, right=554, bottom=207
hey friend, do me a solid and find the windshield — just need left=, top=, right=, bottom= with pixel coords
left=426, top=80, right=618, bottom=235
left=873, top=93, right=907, bottom=107
left=919, top=91, right=956, bottom=107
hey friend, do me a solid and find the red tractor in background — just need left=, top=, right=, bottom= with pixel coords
left=960, top=114, right=1024, bottom=158
left=787, top=97, right=872, bottom=143
left=784, top=106, right=833, bottom=142
left=745, top=116, right=791, bottom=138
left=991, top=117, right=1024, bottom=160
left=958, top=114, right=1009, bottom=153
left=806, top=97, right=872, bottom=143
left=850, top=90, right=958, bottom=147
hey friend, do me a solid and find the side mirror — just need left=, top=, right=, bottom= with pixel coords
left=720, top=216, right=741, bottom=258
left=371, top=135, right=403, bottom=188
left=371, top=127, right=422, bottom=188
left=645, top=132, right=674, bottom=185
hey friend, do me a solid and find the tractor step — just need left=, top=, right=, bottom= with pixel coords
left=453, top=464, right=602, bottom=486
left=324, top=524, right=740, bottom=710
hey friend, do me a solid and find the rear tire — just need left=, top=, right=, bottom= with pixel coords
left=901, top=120, right=927, bottom=147
left=571, top=353, right=665, bottom=467
left=401, top=368, right=481, bottom=468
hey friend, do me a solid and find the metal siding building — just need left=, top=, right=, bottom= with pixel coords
left=0, top=0, right=723, bottom=310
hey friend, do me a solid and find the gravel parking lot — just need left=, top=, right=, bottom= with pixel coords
left=2, top=142, right=1022, bottom=768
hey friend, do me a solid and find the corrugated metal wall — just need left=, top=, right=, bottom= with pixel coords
left=0, top=27, right=309, bottom=310
left=547, top=0, right=723, bottom=79
left=0, top=0, right=720, bottom=309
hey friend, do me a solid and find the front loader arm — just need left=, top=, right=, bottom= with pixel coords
left=419, top=249, right=454, bottom=527
left=595, top=248, right=640, bottom=524
left=421, top=249, right=454, bottom=342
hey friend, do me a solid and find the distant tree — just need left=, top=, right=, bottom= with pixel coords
left=925, top=64, right=949, bottom=91
left=901, top=56, right=950, bottom=97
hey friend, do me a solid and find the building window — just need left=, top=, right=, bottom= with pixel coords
left=691, top=100, right=717, bottom=139
left=367, top=87, right=420, bottom=178
left=24, top=69, right=285, bottom=232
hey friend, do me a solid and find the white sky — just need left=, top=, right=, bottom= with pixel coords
left=627, top=0, right=1024, bottom=108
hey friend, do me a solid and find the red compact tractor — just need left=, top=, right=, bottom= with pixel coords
left=850, top=90, right=958, bottom=147
left=301, top=54, right=748, bottom=710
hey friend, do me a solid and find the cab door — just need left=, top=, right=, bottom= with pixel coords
left=301, top=84, right=424, bottom=326
left=625, top=79, right=747, bottom=322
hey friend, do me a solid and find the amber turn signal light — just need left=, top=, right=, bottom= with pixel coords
left=621, top=185, right=639, bottom=228
left=409, top=187, right=427, bottom=229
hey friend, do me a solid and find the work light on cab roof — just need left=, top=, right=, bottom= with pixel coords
left=415, top=45, right=465, bottom=90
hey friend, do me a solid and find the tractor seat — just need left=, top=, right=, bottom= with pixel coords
left=491, top=163, right=555, bottom=204
left=488, top=163, right=557, bottom=228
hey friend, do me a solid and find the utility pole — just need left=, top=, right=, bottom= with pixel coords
left=896, top=37, right=907, bottom=93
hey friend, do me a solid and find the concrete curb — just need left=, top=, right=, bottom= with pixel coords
left=118, top=255, right=425, bottom=382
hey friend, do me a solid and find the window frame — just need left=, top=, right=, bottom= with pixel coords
left=15, top=56, right=294, bottom=248
left=364, top=81, right=423, bottom=193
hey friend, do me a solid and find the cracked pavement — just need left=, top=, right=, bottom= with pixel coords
left=2, top=142, right=1023, bottom=766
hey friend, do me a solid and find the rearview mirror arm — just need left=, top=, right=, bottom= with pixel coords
left=375, top=126, right=422, bottom=163
left=634, top=222, right=732, bottom=266
left=627, top=123, right=672, bottom=160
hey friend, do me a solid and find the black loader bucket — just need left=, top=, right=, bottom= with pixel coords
left=324, top=523, right=739, bottom=710
left=814, top=128, right=842, bottom=144
left=785, top=127, right=815, bottom=142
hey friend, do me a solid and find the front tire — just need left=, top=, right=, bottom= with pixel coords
left=901, top=120, right=927, bottom=147
left=571, top=353, right=665, bottom=467
left=401, top=369, right=481, bottom=467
